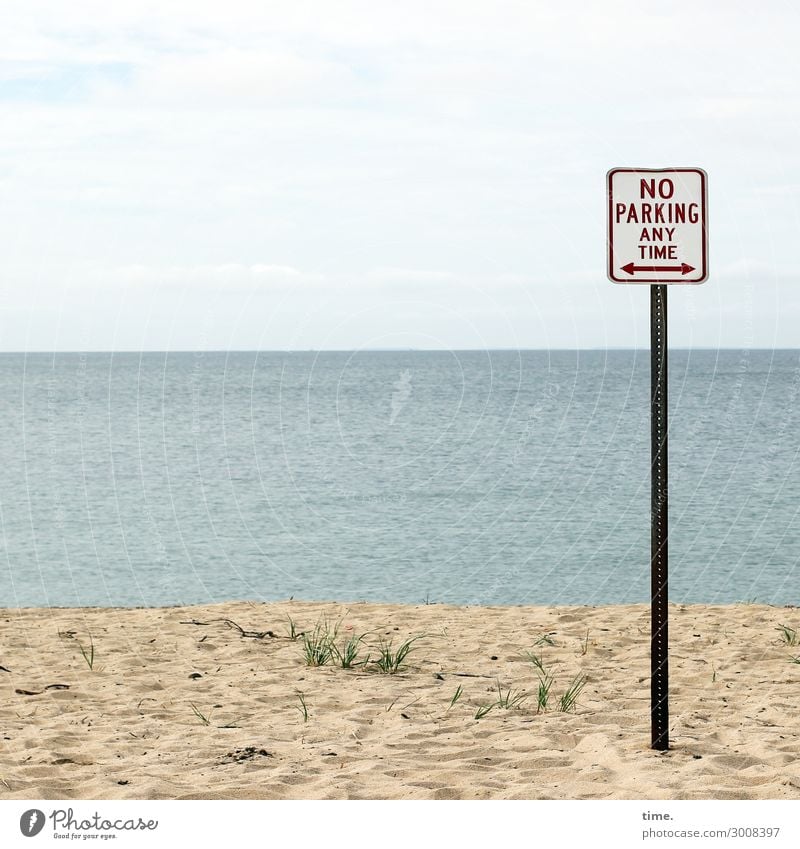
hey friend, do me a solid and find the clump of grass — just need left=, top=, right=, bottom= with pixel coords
left=331, top=632, right=370, bottom=669
left=474, top=703, right=493, bottom=719
left=494, top=681, right=527, bottom=710
left=295, top=692, right=309, bottom=722
left=558, top=673, right=587, bottom=712
left=525, top=641, right=586, bottom=713
left=373, top=635, right=423, bottom=674
left=533, top=633, right=555, bottom=647
left=789, top=656, right=800, bottom=664
left=301, top=620, right=338, bottom=666
left=448, top=685, right=463, bottom=710
left=777, top=624, right=798, bottom=646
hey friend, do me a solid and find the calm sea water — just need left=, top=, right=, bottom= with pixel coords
left=1, top=350, right=799, bottom=608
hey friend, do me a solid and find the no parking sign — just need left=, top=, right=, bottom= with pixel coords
left=607, top=167, right=708, bottom=284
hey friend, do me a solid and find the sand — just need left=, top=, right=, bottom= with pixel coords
left=1, top=600, right=799, bottom=800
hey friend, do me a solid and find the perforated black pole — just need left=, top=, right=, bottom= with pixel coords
left=650, top=283, right=669, bottom=750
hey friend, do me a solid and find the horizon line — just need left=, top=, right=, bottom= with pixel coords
left=1, top=347, right=798, bottom=354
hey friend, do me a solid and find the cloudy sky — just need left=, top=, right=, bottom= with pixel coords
left=1, top=1, right=798, bottom=350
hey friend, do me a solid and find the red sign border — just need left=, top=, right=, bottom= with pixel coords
left=607, top=167, right=708, bottom=285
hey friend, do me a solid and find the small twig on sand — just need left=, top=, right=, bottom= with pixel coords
left=220, top=619, right=276, bottom=639
left=181, top=617, right=277, bottom=638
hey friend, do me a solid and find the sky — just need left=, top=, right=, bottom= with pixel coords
left=1, top=0, right=799, bottom=350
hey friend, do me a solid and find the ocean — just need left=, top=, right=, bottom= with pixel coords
left=1, top=350, right=798, bottom=608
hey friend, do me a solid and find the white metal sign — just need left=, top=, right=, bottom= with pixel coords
left=607, top=168, right=708, bottom=284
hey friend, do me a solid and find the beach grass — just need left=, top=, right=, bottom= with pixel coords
left=302, top=621, right=338, bottom=666
left=474, top=702, right=493, bottom=719
left=494, top=681, right=527, bottom=710
left=77, top=636, right=95, bottom=670
left=374, top=635, right=423, bottom=674
left=448, top=685, right=464, bottom=709
left=295, top=692, right=309, bottom=722
left=286, top=616, right=303, bottom=641
left=190, top=702, right=211, bottom=726
left=524, top=650, right=546, bottom=675
left=558, top=673, right=588, bottom=713
left=536, top=673, right=554, bottom=712
left=331, top=632, right=370, bottom=668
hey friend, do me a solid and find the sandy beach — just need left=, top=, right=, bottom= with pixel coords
left=1, top=600, right=799, bottom=800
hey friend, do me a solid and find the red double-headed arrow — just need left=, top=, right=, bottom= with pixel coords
left=622, top=262, right=695, bottom=275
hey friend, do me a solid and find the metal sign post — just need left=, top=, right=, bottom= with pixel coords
left=607, top=167, right=708, bottom=751
left=650, top=283, right=669, bottom=750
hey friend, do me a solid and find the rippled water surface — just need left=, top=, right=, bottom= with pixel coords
left=1, top=350, right=798, bottom=607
